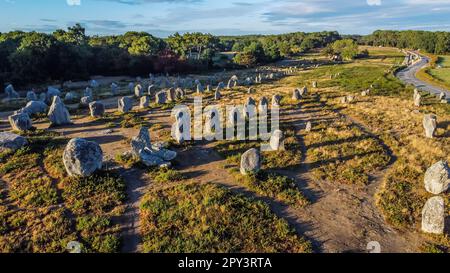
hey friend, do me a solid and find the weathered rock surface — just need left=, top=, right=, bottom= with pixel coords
left=9, top=112, right=32, bottom=132
left=0, top=132, right=27, bottom=153
left=423, top=114, right=437, bottom=138
left=240, top=148, right=261, bottom=175
left=424, top=161, right=449, bottom=195
left=48, top=96, right=71, bottom=126
left=89, top=101, right=105, bottom=118
left=118, top=96, right=133, bottom=113
left=421, top=196, right=445, bottom=234
left=63, top=138, right=103, bottom=177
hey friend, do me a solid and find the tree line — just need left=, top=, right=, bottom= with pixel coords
left=361, top=30, right=450, bottom=54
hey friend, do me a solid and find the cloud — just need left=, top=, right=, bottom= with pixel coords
left=67, top=0, right=81, bottom=6
left=367, top=0, right=382, bottom=6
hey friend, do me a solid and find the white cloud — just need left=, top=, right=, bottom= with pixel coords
left=367, top=0, right=382, bottom=6
left=67, top=0, right=81, bottom=6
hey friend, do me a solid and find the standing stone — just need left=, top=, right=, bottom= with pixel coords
left=148, top=85, right=155, bottom=96
left=80, top=96, right=93, bottom=106
left=312, top=81, right=317, bottom=88
left=84, top=87, right=93, bottom=98
left=175, top=88, right=185, bottom=100
left=214, top=89, right=221, bottom=100
left=414, top=92, right=422, bottom=107
left=135, top=84, right=143, bottom=97
left=217, top=82, right=225, bottom=91
left=292, top=89, right=301, bottom=100
left=269, top=130, right=285, bottom=151
left=65, top=92, right=77, bottom=103
left=89, top=101, right=105, bottom=118
left=47, top=87, right=61, bottom=101
left=300, top=86, right=308, bottom=96
left=167, top=88, right=176, bottom=102
left=206, top=85, right=211, bottom=93
left=90, top=80, right=99, bottom=88
left=26, top=90, right=37, bottom=101
left=63, top=138, right=103, bottom=177
left=245, top=97, right=256, bottom=107
left=131, top=127, right=152, bottom=156
left=5, top=84, right=19, bottom=99
left=248, top=87, right=255, bottom=94
left=196, top=83, right=204, bottom=94
left=140, top=96, right=150, bottom=109
left=118, top=97, right=133, bottom=113
left=155, top=91, right=167, bottom=105
left=361, top=89, right=370, bottom=96
left=421, top=196, right=445, bottom=234
left=438, top=92, right=446, bottom=101
left=423, top=114, right=437, bottom=138
left=128, top=82, right=135, bottom=93
left=240, top=148, right=261, bottom=175
left=305, top=121, right=312, bottom=132
left=21, top=101, right=48, bottom=116
left=111, top=82, right=119, bottom=95
left=424, top=161, right=449, bottom=195
left=48, top=96, right=71, bottom=126
left=9, top=113, right=32, bottom=132
left=259, top=97, right=269, bottom=112
left=272, top=95, right=282, bottom=107
left=0, top=132, right=27, bottom=153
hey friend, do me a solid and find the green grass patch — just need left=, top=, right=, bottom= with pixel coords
left=140, top=183, right=312, bottom=253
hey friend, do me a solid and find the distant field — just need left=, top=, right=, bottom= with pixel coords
left=428, top=55, right=450, bottom=86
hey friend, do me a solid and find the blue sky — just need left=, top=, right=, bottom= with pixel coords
left=1, top=0, right=450, bottom=37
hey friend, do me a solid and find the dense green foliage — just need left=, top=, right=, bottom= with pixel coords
left=363, top=30, right=450, bottom=54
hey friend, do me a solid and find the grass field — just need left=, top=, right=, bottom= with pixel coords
left=428, top=55, right=450, bottom=86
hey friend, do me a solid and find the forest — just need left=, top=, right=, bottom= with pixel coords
left=1, top=25, right=450, bottom=89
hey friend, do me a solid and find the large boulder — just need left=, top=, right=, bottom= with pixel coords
left=118, top=96, right=133, bottom=113
left=421, top=196, right=445, bottom=234
left=9, top=112, right=32, bottom=132
left=48, top=96, right=71, bottom=126
left=424, top=161, right=449, bottom=195
left=131, top=127, right=177, bottom=167
left=0, top=132, right=27, bottom=153
left=240, top=148, right=261, bottom=175
left=423, top=114, right=437, bottom=138
left=63, top=138, right=103, bottom=177
left=21, top=101, right=48, bottom=116
left=89, top=101, right=105, bottom=118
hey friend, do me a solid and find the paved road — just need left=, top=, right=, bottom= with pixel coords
left=396, top=52, right=450, bottom=98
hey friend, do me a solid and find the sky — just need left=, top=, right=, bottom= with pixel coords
left=1, top=0, right=450, bottom=37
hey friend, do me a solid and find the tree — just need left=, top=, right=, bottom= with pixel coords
left=233, top=51, right=257, bottom=67
left=331, top=39, right=359, bottom=60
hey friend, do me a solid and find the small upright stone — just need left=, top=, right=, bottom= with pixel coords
left=9, top=113, right=32, bottom=132
left=140, top=96, right=150, bottom=109
left=167, top=88, right=176, bottom=102
left=155, top=91, right=167, bottom=104
left=269, top=130, right=285, bottom=151
left=80, top=96, right=93, bottom=106
left=424, top=161, right=449, bottom=195
left=89, top=101, right=105, bottom=118
left=48, top=96, right=71, bottom=126
left=421, top=196, right=445, bottom=234
left=26, top=90, right=37, bottom=101
left=111, top=82, right=119, bottom=95
left=240, top=148, right=261, bottom=175
left=272, top=95, right=282, bottom=107
left=414, top=92, right=422, bottom=107
left=63, top=138, right=103, bottom=177
left=423, top=114, right=437, bottom=138
left=259, top=97, right=269, bottom=112
left=135, top=84, right=143, bottom=97
left=312, top=81, right=317, bottom=88
left=305, top=121, right=312, bottom=132
left=438, top=92, right=446, bottom=101
left=214, top=89, right=221, bottom=100
left=292, top=89, right=301, bottom=101
left=118, top=96, right=133, bottom=113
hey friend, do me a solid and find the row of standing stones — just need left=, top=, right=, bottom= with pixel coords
left=1, top=66, right=448, bottom=235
